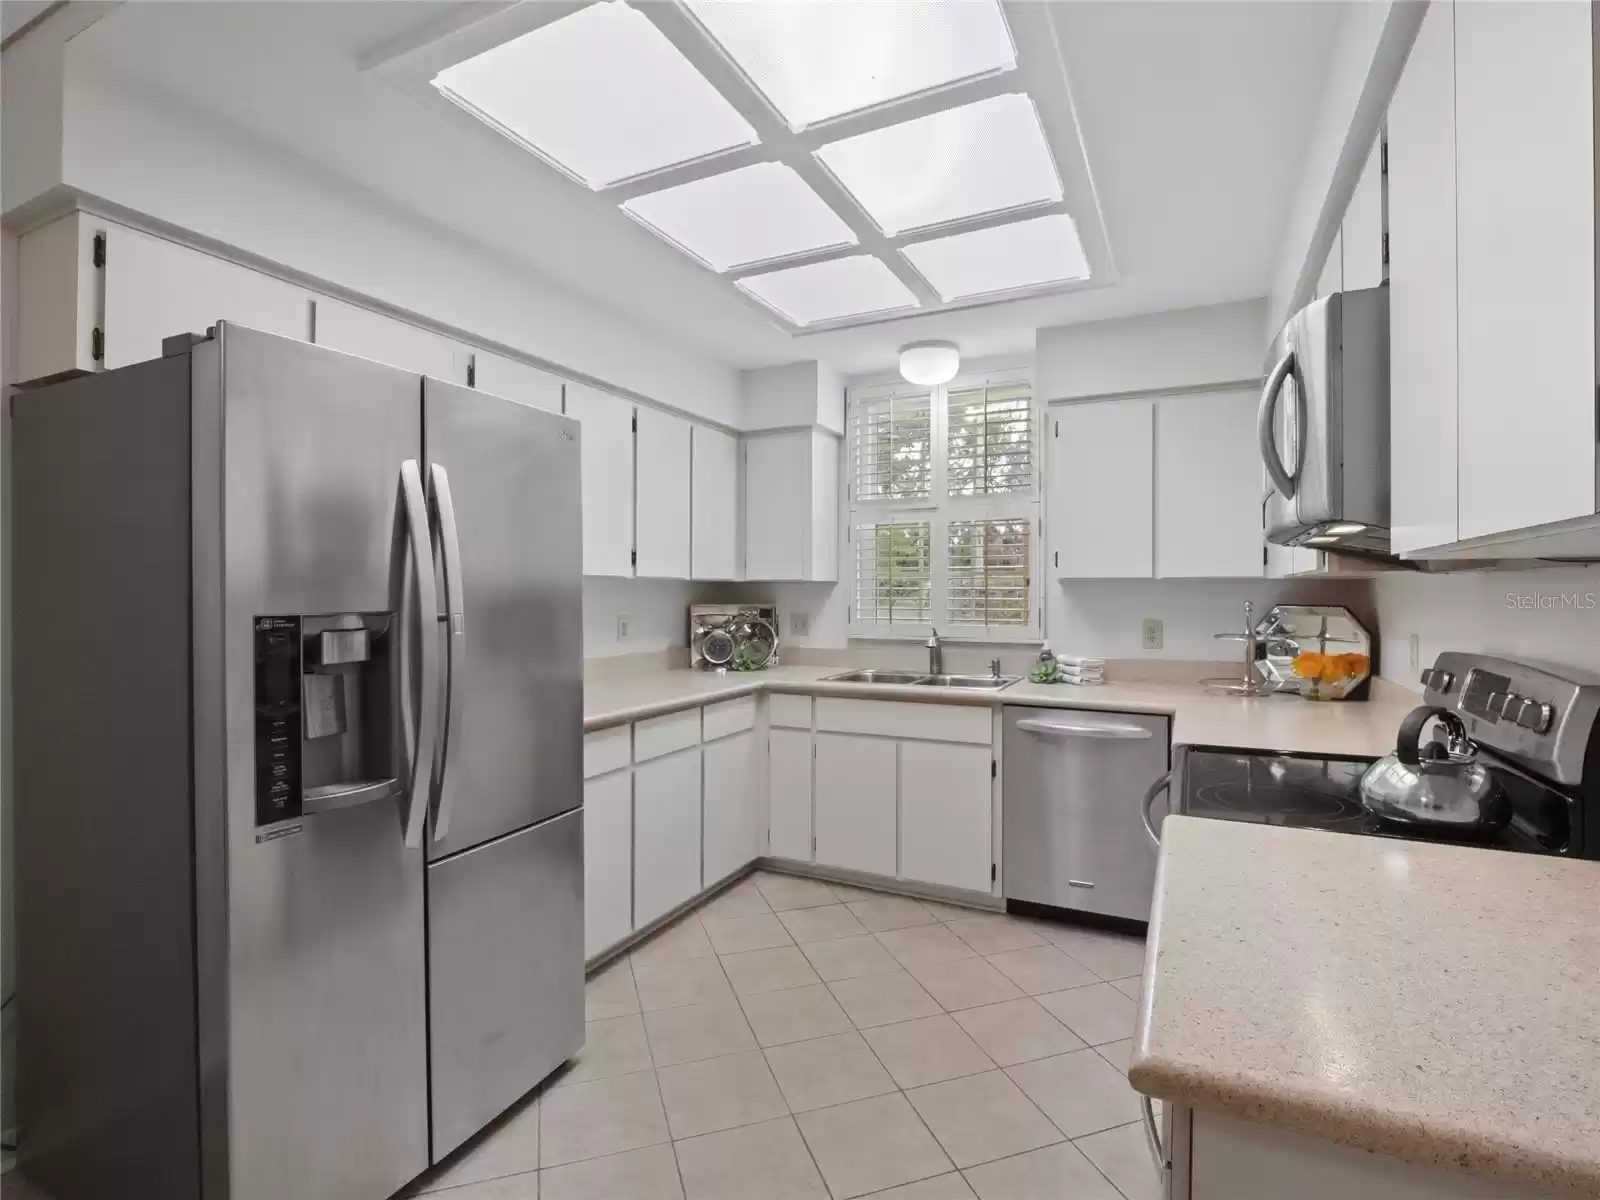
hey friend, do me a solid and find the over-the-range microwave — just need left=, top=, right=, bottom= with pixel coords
left=1260, top=285, right=1391, bottom=556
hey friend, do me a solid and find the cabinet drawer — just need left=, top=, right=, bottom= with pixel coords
left=769, top=693, right=813, bottom=729
left=703, top=695, right=756, bottom=742
left=816, top=698, right=990, bottom=745
left=584, top=725, right=632, bottom=779
left=634, top=707, right=702, bottom=762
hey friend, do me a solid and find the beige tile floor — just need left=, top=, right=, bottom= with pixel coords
left=2, top=871, right=1155, bottom=1200
left=414, top=870, right=1156, bottom=1200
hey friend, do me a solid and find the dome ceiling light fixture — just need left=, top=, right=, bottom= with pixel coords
left=899, top=341, right=961, bottom=386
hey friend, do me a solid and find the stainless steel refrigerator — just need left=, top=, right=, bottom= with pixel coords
left=13, top=322, right=584, bottom=1200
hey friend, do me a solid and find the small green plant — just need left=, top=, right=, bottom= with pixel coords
left=1029, top=660, right=1061, bottom=684
left=731, top=644, right=765, bottom=672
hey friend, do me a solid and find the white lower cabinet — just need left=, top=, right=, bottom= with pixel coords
left=898, top=741, right=993, bottom=893
left=814, top=734, right=898, bottom=877
left=632, top=748, right=703, bottom=928
left=768, top=728, right=815, bottom=861
left=584, top=770, right=633, bottom=960
left=702, top=731, right=758, bottom=886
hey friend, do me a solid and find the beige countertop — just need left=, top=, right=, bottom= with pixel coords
left=584, top=667, right=1418, bottom=758
left=1130, top=816, right=1600, bottom=1197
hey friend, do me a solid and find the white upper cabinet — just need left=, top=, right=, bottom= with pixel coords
left=473, top=351, right=563, bottom=413
left=1342, top=137, right=1385, bottom=292
left=1388, top=0, right=1460, bottom=554
left=1453, top=0, right=1594, bottom=541
left=745, top=430, right=839, bottom=582
left=1155, top=390, right=1263, bottom=578
left=1049, top=400, right=1154, bottom=578
left=105, top=224, right=311, bottom=369
left=566, top=382, right=636, bottom=577
left=313, top=297, right=468, bottom=383
left=634, top=407, right=692, bottom=579
left=691, top=425, right=741, bottom=580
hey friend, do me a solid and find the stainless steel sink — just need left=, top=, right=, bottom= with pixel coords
left=916, top=674, right=1021, bottom=691
left=823, top=669, right=931, bottom=685
left=822, top=669, right=1020, bottom=691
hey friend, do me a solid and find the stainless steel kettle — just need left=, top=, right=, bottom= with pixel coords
left=1359, top=705, right=1509, bottom=829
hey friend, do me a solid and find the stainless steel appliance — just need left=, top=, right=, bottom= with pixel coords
left=1143, top=652, right=1600, bottom=859
left=13, top=324, right=584, bottom=1200
left=1002, top=707, right=1171, bottom=926
left=1261, top=286, right=1390, bottom=555
left=689, top=603, right=778, bottom=670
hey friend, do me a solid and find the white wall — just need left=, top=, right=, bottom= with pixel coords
left=583, top=578, right=707, bottom=660
left=17, top=54, right=743, bottom=426
left=1035, top=299, right=1267, bottom=400
left=741, top=361, right=843, bottom=434
left=1373, top=567, right=1600, bottom=688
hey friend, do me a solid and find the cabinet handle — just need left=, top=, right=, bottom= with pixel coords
left=1142, top=1096, right=1170, bottom=1174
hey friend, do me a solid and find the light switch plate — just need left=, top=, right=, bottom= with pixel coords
left=790, top=612, right=810, bottom=637
left=617, top=615, right=630, bottom=642
left=1141, top=618, right=1164, bottom=650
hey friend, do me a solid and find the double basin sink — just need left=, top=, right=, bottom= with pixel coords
left=823, top=669, right=1019, bottom=692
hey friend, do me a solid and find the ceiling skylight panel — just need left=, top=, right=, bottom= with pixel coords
left=623, top=163, right=857, bottom=271
left=738, top=256, right=920, bottom=325
left=432, top=1, right=758, bottom=189
left=901, top=214, right=1091, bottom=300
left=684, top=0, right=1016, bottom=131
left=815, top=93, right=1062, bottom=235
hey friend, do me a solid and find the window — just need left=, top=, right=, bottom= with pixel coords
left=847, top=369, right=1039, bottom=640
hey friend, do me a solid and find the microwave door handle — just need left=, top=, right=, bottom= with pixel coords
left=428, top=462, right=466, bottom=843
left=1258, top=349, right=1299, bottom=499
left=397, top=460, right=441, bottom=850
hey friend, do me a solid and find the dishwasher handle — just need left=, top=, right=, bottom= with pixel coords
left=1015, top=717, right=1155, bottom=740
left=1141, top=770, right=1173, bottom=849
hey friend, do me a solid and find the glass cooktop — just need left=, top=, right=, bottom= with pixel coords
left=1177, top=747, right=1571, bottom=855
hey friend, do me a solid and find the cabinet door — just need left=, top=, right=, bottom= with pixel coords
left=104, top=224, right=310, bottom=369
left=474, top=350, right=563, bottom=414
left=635, top=407, right=692, bottom=579
left=566, top=382, right=636, bottom=577
left=1155, top=390, right=1263, bottom=578
left=703, top=731, right=758, bottom=886
left=633, top=748, right=702, bottom=928
left=584, top=771, right=633, bottom=960
left=1342, top=137, right=1385, bottom=291
left=745, top=433, right=807, bottom=581
left=1455, top=0, right=1595, bottom=540
left=313, top=296, right=467, bottom=382
left=899, top=742, right=992, bottom=893
left=691, top=425, right=741, bottom=580
left=1387, top=0, right=1459, bottom=553
left=807, top=430, right=839, bottom=582
left=1049, top=400, right=1153, bottom=578
left=768, top=728, right=813, bottom=861
left=813, top=734, right=897, bottom=877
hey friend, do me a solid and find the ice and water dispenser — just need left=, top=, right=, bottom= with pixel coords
left=253, top=612, right=399, bottom=828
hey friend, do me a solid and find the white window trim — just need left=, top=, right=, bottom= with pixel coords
left=846, top=365, right=1042, bottom=642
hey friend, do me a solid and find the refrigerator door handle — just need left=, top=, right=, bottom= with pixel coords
left=398, top=459, right=441, bottom=849
left=428, top=462, right=466, bottom=841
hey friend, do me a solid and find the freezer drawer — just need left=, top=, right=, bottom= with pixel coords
left=1002, top=707, right=1170, bottom=923
left=428, top=809, right=584, bottom=1160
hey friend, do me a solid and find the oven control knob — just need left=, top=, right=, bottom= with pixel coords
left=1517, top=701, right=1554, bottom=734
left=1496, top=693, right=1526, bottom=721
left=1486, top=692, right=1508, bottom=718
left=1420, top=668, right=1457, bottom=692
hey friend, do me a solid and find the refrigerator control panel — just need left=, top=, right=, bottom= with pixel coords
left=254, top=615, right=303, bottom=826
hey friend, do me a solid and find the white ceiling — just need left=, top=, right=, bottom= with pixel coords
left=71, top=0, right=1343, bottom=374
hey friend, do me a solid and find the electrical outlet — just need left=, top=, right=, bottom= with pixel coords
left=790, top=612, right=810, bottom=637
left=1408, top=632, right=1420, bottom=672
left=617, top=615, right=630, bottom=642
left=1141, top=618, right=1164, bottom=651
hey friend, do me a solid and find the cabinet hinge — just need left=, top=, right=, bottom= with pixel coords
left=1382, top=232, right=1390, bottom=267
left=90, top=327, right=104, bottom=362
left=1054, top=550, right=1059, bottom=568
left=92, top=232, right=106, bottom=269
left=1263, top=545, right=1269, bottom=567
left=630, top=549, right=638, bottom=568
left=1053, top=420, right=1059, bottom=437
left=991, top=759, right=997, bottom=779
left=631, top=413, right=638, bottom=434
left=1380, top=139, right=1388, bottom=174
left=466, top=357, right=476, bottom=387
left=991, top=863, right=997, bottom=883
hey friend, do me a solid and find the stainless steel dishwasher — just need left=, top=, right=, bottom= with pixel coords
left=1002, top=707, right=1171, bottom=924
